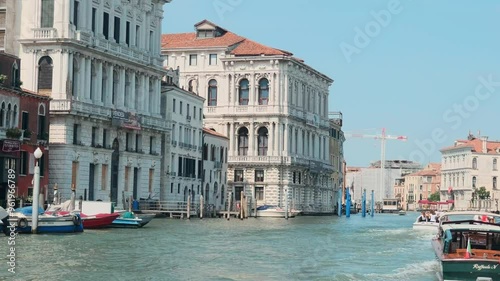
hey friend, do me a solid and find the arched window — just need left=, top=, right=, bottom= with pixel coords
left=214, top=182, right=218, bottom=198
left=90, top=63, right=96, bottom=101
left=258, top=78, right=269, bottom=105
left=0, top=102, right=5, bottom=127
left=38, top=104, right=46, bottom=140
left=112, top=69, right=119, bottom=105
left=472, top=158, right=477, bottom=169
left=188, top=80, right=193, bottom=92
left=220, top=185, right=225, bottom=205
left=257, top=127, right=268, bottom=156
left=211, top=145, right=216, bottom=161
left=72, top=58, right=79, bottom=97
left=205, top=183, right=210, bottom=203
left=12, top=105, right=17, bottom=128
left=6, top=104, right=11, bottom=128
left=11, top=61, right=19, bottom=87
left=472, top=176, right=477, bottom=188
left=208, top=79, right=217, bottom=106
left=494, top=159, right=497, bottom=170
left=41, top=0, right=54, bottom=27
left=238, top=127, right=249, bottom=156
left=38, top=56, right=53, bottom=94
left=494, top=177, right=497, bottom=189
left=101, top=66, right=107, bottom=103
left=238, top=79, right=249, bottom=105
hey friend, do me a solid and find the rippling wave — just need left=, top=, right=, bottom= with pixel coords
left=0, top=212, right=438, bottom=281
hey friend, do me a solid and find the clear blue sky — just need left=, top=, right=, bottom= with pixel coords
left=163, top=0, right=500, bottom=167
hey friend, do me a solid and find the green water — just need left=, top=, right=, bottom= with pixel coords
left=1, top=213, right=439, bottom=281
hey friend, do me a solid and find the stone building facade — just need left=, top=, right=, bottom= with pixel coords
left=440, top=133, right=500, bottom=210
left=161, top=74, right=204, bottom=202
left=8, top=0, right=170, bottom=204
left=161, top=20, right=337, bottom=214
left=202, top=128, right=229, bottom=211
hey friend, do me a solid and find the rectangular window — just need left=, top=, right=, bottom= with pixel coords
left=113, top=16, right=120, bottom=42
left=73, top=0, right=79, bottom=29
left=91, top=127, right=97, bottom=147
left=21, top=111, right=29, bottom=132
left=101, top=164, right=108, bottom=190
left=135, top=25, right=140, bottom=47
left=180, top=101, right=183, bottom=114
left=255, top=187, right=264, bottom=201
left=187, top=104, right=190, bottom=117
left=209, top=54, right=217, bottom=65
left=39, top=154, right=45, bottom=177
left=199, top=108, right=202, bottom=120
left=103, top=12, right=109, bottom=39
left=103, top=129, right=108, bottom=148
left=193, top=106, right=196, bottom=119
left=71, top=161, right=79, bottom=189
left=173, top=98, right=176, bottom=112
left=149, top=169, right=154, bottom=193
left=124, top=166, right=130, bottom=191
left=20, top=151, right=28, bottom=175
left=189, top=54, right=197, bottom=66
left=234, top=170, right=244, bottom=182
left=73, top=124, right=80, bottom=145
left=38, top=114, right=46, bottom=140
left=149, top=136, right=155, bottom=154
left=126, top=133, right=130, bottom=151
left=41, top=0, right=54, bottom=28
left=91, top=7, right=96, bottom=33
left=149, top=30, right=153, bottom=52
left=135, top=134, right=141, bottom=152
left=255, top=170, right=264, bottom=182
left=125, top=21, right=130, bottom=46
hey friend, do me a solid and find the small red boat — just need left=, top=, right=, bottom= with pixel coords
left=81, top=213, right=121, bottom=229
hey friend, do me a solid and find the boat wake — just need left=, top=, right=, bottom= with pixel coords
left=333, top=260, right=439, bottom=281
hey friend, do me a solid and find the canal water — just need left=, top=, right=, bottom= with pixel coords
left=1, top=212, right=439, bottom=281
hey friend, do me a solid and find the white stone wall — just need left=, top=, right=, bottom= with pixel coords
left=12, top=0, right=169, bottom=205
left=203, top=132, right=228, bottom=211
left=163, top=28, right=340, bottom=213
left=162, top=85, right=204, bottom=203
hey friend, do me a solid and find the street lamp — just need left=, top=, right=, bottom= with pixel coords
left=32, top=147, right=43, bottom=234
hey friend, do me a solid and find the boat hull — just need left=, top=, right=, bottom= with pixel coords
left=412, top=222, right=439, bottom=231
left=440, top=260, right=500, bottom=281
left=82, top=213, right=121, bottom=229
left=3, top=216, right=83, bottom=234
left=256, top=210, right=298, bottom=218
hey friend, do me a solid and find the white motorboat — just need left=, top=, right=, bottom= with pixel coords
left=412, top=215, right=439, bottom=231
left=255, top=205, right=301, bottom=218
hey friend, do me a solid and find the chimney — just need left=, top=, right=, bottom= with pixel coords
left=481, top=136, right=488, bottom=153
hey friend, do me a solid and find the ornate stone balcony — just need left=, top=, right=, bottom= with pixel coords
left=32, top=28, right=58, bottom=39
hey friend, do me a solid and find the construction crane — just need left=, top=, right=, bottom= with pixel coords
left=344, top=128, right=408, bottom=198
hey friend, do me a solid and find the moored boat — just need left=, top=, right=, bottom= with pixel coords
left=81, top=212, right=121, bottom=229
left=1, top=206, right=83, bottom=234
left=432, top=211, right=500, bottom=281
left=398, top=210, right=406, bottom=215
left=110, top=212, right=154, bottom=228
left=255, top=205, right=301, bottom=218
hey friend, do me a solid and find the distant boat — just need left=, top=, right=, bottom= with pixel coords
left=398, top=210, right=406, bottom=216
left=255, top=205, right=301, bottom=218
left=109, top=212, right=154, bottom=228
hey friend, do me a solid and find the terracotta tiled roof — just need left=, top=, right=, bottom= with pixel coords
left=161, top=21, right=293, bottom=57
left=161, top=32, right=245, bottom=49
left=203, top=128, right=228, bottom=139
left=440, top=137, right=500, bottom=154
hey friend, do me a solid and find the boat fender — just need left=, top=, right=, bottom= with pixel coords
left=17, top=217, right=28, bottom=228
left=72, top=215, right=82, bottom=226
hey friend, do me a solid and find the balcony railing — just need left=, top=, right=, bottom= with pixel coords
left=32, top=28, right=57, bottom=39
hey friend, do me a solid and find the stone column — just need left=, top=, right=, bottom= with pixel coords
left=84, top=57, right=91, bottom=102
left=96, top=60, right=103, bottom=105
left=119, top=67, right=126, bottom=109
left=248, top=122, right=255, bottom=156
left=59, top=51, right=69, bottom=100
left=130, top=72, right=136, bottom=111
left=107, top=64, right=114, bottom=106
left=144, top=76, right=150, bottom=113
left=284, top=123, right=289, bottom=155
left=139, top=75, right=146, bottom=113
left=268, top=123, right=274, bottom=156
left=229, top=123, right=234, bottom=156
